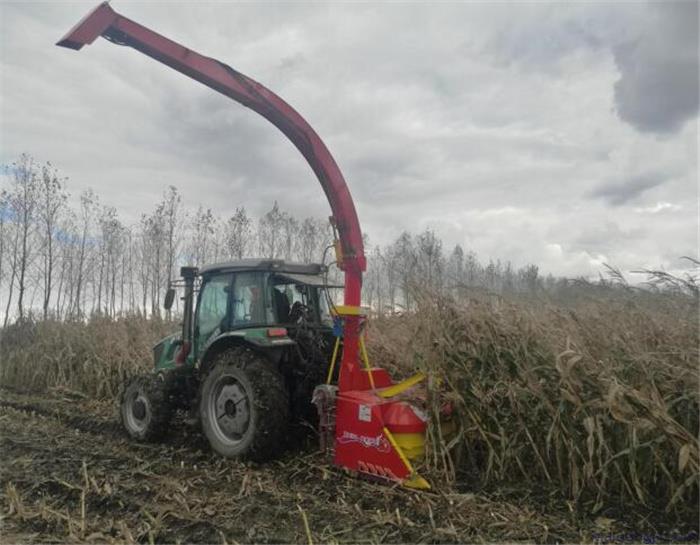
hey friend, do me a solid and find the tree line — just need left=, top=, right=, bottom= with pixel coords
left=1, top=154, right=553, bottom=324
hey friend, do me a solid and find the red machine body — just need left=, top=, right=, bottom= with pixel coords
left=334, top=391, right=427, bottom=479
left=57, top=3, right=429, bottom=488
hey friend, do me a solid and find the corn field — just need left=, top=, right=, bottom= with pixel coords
left=0, top=316, right=173, bottom=399
left=1, top=284, right=698, bottom=533
left=369, top=286, right=699, bottom=523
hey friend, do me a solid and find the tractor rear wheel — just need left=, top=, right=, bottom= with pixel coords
left=120, top=374, right=172, bottom=441
left=199, top=348, right=289, bottom=461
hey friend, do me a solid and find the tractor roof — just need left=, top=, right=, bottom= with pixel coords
left=199, top=259, right=325, bottom=276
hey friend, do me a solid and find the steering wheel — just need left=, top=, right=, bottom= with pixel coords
left=289, top=301, right=311, bottom=323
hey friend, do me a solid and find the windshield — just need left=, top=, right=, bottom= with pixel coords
left=268, top=274, right=341, bottom=326
left=270, top=278, right=310, bottom=323
left=195, top=273, right=232, bottom=355
left=231, top=272, right=270, bottom=325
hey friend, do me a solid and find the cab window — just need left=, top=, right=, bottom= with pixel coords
left=196, top=274, right=232, bottom=352
left=231, top=272, right=268, bottom=325
left=270, top=277, right=316, bottom=323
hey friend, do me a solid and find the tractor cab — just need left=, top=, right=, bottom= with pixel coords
left=154, top=259, right=339, bottom=372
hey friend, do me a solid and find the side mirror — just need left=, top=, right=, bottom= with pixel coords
left=164, top=287, right=176, bottom=310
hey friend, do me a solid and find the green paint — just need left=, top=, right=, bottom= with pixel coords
left=153, top=327, right=293, bottom=371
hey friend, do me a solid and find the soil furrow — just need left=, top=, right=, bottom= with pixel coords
left=5, top=388, right=689, bottom=544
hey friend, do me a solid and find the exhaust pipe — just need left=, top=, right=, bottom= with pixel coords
left=176, top=266, right=198, bottom=364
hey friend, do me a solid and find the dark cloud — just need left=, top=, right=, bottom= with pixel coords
left=572, top=220, right=644, bottom=253
left=484, top=10, right=604, bottom=70
left=613, top=2, right=699, bottom=134
left=589, top=171, right=668, bottom=206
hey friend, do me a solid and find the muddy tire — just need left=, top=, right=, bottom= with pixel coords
left=199, top=348, right=289, bottom=461
left=120, top=374, right=172, bottom=441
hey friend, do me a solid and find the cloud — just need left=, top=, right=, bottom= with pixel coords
left=480, top=1, right=699, bottom=134
left=572, top=220, right=644, bottom=254
left=634, top=202, right=683, bottom=214
left=589, top=171, right=669, bottom=206
left=613, top=2, right=699, bottom=134
left=0, top=1, right=697, bottom=280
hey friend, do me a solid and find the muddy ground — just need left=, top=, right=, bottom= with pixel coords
left=0, top=387, right=696, bottom=544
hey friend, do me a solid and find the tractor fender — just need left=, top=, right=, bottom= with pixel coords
left=198, top=331, right=293, bottom=378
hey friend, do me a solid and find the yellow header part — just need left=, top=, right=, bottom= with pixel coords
left=332, top=305, right=366, bottom=316
left=377, top=372, right=426, bottom=399
left=383, top=427, right=430, bottom=490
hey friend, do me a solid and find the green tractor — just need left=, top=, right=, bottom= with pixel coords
left=120, top=259, right=339, bottom=461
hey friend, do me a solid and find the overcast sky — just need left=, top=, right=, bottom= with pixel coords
left=1, top=1, right=697, bottom=278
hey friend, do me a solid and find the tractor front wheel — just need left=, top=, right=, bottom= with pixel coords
left=120, top=374, right=172, bottom=441
left=199, top=348, right=289, bottom=461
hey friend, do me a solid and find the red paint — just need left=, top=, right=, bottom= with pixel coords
left=175, top=341, right=191, bottom=365
left=356, top=368, right=393, bottom=390
left=382, top=402, right=427, bottom=434
left=334, top=390, right=411, bottom=482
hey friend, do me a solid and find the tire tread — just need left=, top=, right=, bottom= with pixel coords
left=119, top=374, right=172, bottom=441
left=199, top=347, right=289, bottom=461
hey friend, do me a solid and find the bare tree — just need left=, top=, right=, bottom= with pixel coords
left=415, top=229, right=444, bottom=291
left=0, top=189, right=17, bottom=326
left=38, top=162, right=67, bottom=319
left=73, top=189, right=99, bottom=318
left=54, top=211, right=77, bottom=319
left=281, top=214, right=299, bottom=261
left=224, top=206, right=252, bottom=259
left=1, top=158, right=573, bottom=321
left=365, top=245, right=386, bottom=315
left=298, top=217, right=329, bottom=264
left=0, top=190, right=8, bottom=305
left=390, top=231, right=416, bottom=310
left=258, top=202, right=284, bottom=259
left=124, top=227, right=137, bottom=313
left=98, top=206, right=125, bottom=317
left=8, top=155, right=40, bottom=321
left=137, top=216, right=152, bottom=314
left=464, top=250, right=480, bottom=287
left=519, top=264, right=541, bottom=293
left=445, top=244, right=464, bottom=296
left=160, top=186, right=183, bottom=284
left=188, top=206, right=216, bottom=266
left=144, top=210, right=164, bottom=315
